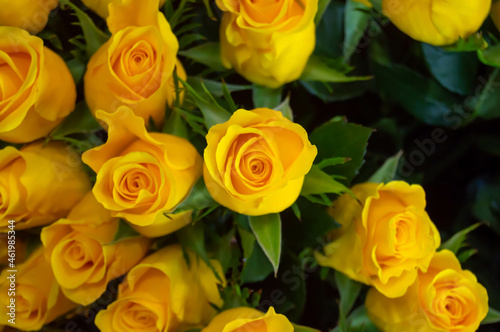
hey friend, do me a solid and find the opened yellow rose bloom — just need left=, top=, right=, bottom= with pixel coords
left=315, top=181, right=441, bottom=298
left=0, top=27, right=77, bottom=143
left=216, top=0, right=318, bottom=88
left=41, top=192, right=150, bottom=305
left=0, top=141, right=91, bottom=232
left=0, top=0, right=57, bottom=34
left=95, top=244, right=225, bottom=332
left=82, top=0, right=166, bottom=18
left=0, top=247, right=76, bottom=331
left=366, top=250, right=489, bottom=332
left=202, top=307, right=294, bottom=332
left=382, top=0, right=490, bottom=46
left=203, top=108, right=317, bottom=216
left=82, top=106, right=202, bottom=237
left=84, top=0, right=185, bottom=128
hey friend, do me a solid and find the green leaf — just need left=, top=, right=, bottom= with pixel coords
left=252, top=85, right=283, bottom=109
left=441, top=33, right=488, bottom=52
left=274, top=94, right=294, bottom=120
left=301, top=165, right=351, bottom=196
left=478, top=43, right=500, bottom=67
left=66, top=58, right=86, bottom=84
left=316, top=157, right=349, bottom=170
left=473, top=68, right=500, bottom=120
left=186, top=77, right=252, bottom=97
left=373, top=63, right=463, bottom=127
left=370, top=0, right=382, bottom=11
left=202, top=0, right=216, bottom=20
left=177, top=222, right=222, bottom=282
left=367, top=151, right=403, bottom=183
left=108, top=219, right=142, bottom=245
left=482, top=307, right=500, bottom=325
left=50, top=101, right=100, bottom=137
left=173, top=177, right=218, bottom=215
left=309, top=119, right=372, bottom=184
left=177, top=77, right=232, bottom=129
left=439, top=223, right=481, bottom=254
left=292, top=323, right=321, bottom=332
left=335, top=271, right=363, bottom=332
left=179, top=33, right=206, bottom=49
left=283, top=197, right=339, bottom=249
left=301, top=80, right=371, bottom=103
left=471, top=178, right=500, bottom=236
left=179, top=42, right=225, bottom=71
left=300, top=56, right=372, bottom=83
left=222, top=80, right=239, bottom=113
left=315, top=1, right=345, bottom=58
left=248, top=214, right=282, bottom=275
left=219, top=286, right=255, bottom=311
left=239, top=227, right=274, bottom=283
left=343, top=0, right=371, bottom=61
left=163, top=109, right=189, bottom=139
left=457, top=248, right=478, bottom=263
left=210, top=228, right=236, bottom=273
left=59, top=0, right=109, bottom=57
left=344, top=305, right=380, bottom=332
left=315, top=0, right=332, bottom=25
left=422, top=43, right=479, bottom=95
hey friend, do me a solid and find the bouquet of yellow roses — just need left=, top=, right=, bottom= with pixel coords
left=1, top=0, right=500, bottom=331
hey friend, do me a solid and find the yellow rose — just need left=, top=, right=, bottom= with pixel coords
left=0, top=27, right=76, bottom=143
left=82, top=0, right=166, bottom=18
left=315, top=181, right=441, bottom=298
left=382, top=0, right=490, bottom=46
left=0, top=141, right=91, bottom=232
left=216, top=0, right=318, bottom=88
left=0, top=0, right=57, bottom=34
left=203, top=108, right=317, bottom=216
left=95, top=244, right=225, bottom=332
left=0, top=247, right=76, bottom=331
left=366, top=250, right=489, bottom=332
left=82, top=106, right=202, bottom=237
left=40, top=192, right=150, bottom=305
left=202, top=307, right=294, bottom=332
left=84, top=0, right=185, bottom=128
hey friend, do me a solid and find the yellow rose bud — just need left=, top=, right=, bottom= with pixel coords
left=203, top=108, right=317, bottom=216
left=0, top=0, right=57, bottom=34
left=315, top=181, right=441, bottom=298
left=216, top=0, right=318, bottom=88
left=0, top=141, right=91, bottom=232
left=40, top=192, right=150, bottom=305
left=84, top=0, right=185, bottom=128
left=0, top=27, right=77, bottom=143
left=202, top=307, right=294, bottom=332
left=95, top=244, right=226, bottom=331
left=366, top=250, right=489, bottom=332
left=382, top=0, right=490, bottom=46
left=82, top=106, right=202, bottom=237
left=0, top=247, right=76, bottom=331
left=82, top=0, right=166, bottom=18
